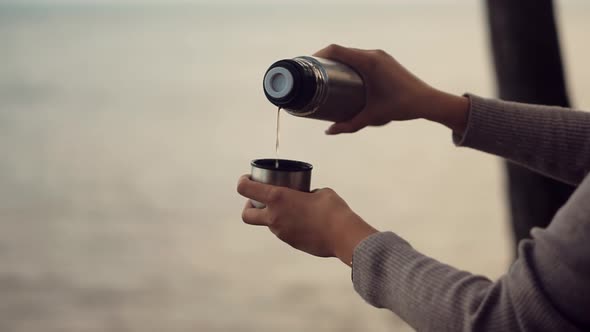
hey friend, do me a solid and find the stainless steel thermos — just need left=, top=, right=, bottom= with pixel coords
left=263, top=56, right=365, bottom=122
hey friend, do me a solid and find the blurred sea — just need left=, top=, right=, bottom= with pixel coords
left=0, top=2, right=589, bottom=331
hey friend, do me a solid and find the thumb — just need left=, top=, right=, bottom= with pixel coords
left=325, top=112, right=369, bottom=135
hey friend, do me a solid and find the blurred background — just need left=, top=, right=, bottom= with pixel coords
left=0, top=0, right=589, bottom=331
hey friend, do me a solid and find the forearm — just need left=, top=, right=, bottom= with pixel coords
left=351, top=231, right=582, bottom=331
left=423, top=92, right=590, bottom=185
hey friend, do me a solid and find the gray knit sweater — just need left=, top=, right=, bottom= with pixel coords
left=351, top=94, right=590, bottom=331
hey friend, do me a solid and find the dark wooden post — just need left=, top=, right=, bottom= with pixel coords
left=485, top=0, right=575, bottom=256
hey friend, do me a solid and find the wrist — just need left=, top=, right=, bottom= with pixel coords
left=421, top=90, right=470, bottom=134
left=330, top=212, right=378, bottom=267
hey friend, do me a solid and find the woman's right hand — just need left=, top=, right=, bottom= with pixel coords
left=313, top=44, right=469, bottom=135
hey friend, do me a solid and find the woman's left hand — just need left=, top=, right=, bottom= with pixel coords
left=237, top=175, right=378, bottom=265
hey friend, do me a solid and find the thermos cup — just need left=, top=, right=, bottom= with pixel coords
left=250, top=159, right=312, bottom=208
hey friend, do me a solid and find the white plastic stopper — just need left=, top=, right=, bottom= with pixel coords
left=264, top=67, right=294, bottom=99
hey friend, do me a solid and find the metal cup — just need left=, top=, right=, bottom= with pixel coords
left=250, top=158, right=313, bottom=208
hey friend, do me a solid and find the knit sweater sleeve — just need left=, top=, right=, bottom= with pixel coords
left=453, top=94, right=590, bottom=185
left=351, top=95, right=590, bottom=331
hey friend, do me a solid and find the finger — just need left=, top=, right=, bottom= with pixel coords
left=326, top=122, right=363, bottom=135
left=237, top=174, right=282, bottom=204
left=325, top=111, right=370, bottom=135
left=313, top=44, right=370, bottom=72
left=241, top=201, right=269, bottom=226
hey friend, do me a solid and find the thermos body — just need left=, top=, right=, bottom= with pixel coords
left=263, top=56, right=365, bottom=122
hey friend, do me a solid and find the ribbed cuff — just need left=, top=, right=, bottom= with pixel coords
left=452, top=93, right=496, bottom=147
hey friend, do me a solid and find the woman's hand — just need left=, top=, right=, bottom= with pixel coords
left=313, top=44, right=469, bottom=135
left=237, top=175, right=378, bottom=265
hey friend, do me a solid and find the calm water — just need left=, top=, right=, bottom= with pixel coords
left=1, top=3, right=589, bottom=331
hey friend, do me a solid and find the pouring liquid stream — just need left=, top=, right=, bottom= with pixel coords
left=275, top=107, right=281, bottom=168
